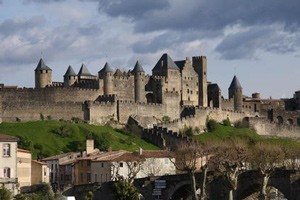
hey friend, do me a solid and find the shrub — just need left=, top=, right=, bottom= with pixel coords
left=206, top=119, right=218, bottom=132
left=194, top=126, right=200, bottom=134
left=40, top=113, right=44, bottom=121
left=46, top=115, right=52, bottom=120
left=51, top=125, right=73, bottom=138
left=180, top=125, right=193, bottom=137
left=0, top=186, right=12, bottom=200
left=16, top=117, right=21, bottom=122
left=162, top=115, right=171, bottom=122
left=222, top=118, right=231, bottom=126
left=71, top=117, right=82, bottom=124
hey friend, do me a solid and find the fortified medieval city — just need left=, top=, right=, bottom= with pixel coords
left=0, top=53, right=299, bottom=138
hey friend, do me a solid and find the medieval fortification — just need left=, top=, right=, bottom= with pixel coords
left=0, top=53, right=299, bottom=140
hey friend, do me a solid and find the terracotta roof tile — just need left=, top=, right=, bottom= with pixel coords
left=0, top=134, right=19, bottom=142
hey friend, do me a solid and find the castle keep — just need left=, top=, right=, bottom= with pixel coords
left=0, top=53, right=299, bottom=137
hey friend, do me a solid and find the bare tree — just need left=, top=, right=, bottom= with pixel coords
left=210, top=139, right=248, bottom=200
left=111, top=152, right=145, bottom=183
left=172, top=141, right=213, bottom=200
left=248, top=142, right=285, bottom=200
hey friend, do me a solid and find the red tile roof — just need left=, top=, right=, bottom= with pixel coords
left=0, top=134, right=19, bottom=142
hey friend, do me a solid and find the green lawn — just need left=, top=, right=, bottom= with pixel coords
left=0, top=121, right=159, bottom=159
left=193, top=124, right=259, bottom=142
left=193, top=123, right=300, bottom=147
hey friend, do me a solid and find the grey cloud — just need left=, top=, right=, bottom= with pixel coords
left=94, top=0, right=300, bottom=34
left=0, top=16, right=46, bottom=36
left=96, top=0, right=170, bottom=19
left=22, top=0, right=64, bottom=3
left=215, top=25, right=300, bottom=60
left=131, top=30, right=214, bottom=54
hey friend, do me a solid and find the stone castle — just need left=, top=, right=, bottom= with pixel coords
left=0, top=53, right=299, bottom=137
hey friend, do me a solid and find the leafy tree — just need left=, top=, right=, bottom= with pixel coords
left=67, top=140, right=85, bottom=152
left=18, top=135, right=32, bottom=150
left=0, top=186, right=12, bottom=200
left=113, top=180, right=139, bottom=200
left=30, top=183, right=55, bottom=200
left=86, top=132, right=109, bottom=151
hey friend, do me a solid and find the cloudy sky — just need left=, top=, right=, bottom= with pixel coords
left=0, top=0, right=299, bottom=98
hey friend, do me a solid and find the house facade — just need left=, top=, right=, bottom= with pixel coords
left=0, top=134, right=19, bottom=195
left=17, top=148, right=32, bottom=192
left=31, top=160, right=49, bottom=185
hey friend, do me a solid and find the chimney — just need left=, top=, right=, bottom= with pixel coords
left=86, top=139, right=94, bottom=155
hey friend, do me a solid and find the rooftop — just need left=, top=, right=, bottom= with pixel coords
left=0, top=134, right=19, bottom=142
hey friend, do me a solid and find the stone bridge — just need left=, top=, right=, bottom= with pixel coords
left=134, top=170, right=300, bottom=200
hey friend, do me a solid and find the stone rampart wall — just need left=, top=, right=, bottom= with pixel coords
left=1, top=101, right=83, bottom=122
left=249, top=117, right=300, bottom=138
left=0, top=87, right=100, bottom=103
left=155, top=107, right=247, bottom=133
left=117, top=101, right=165, bottom=124
left=88, top=101, right=117, bottom=124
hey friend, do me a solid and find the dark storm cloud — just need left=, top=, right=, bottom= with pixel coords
left=93, top=0, right=300, bottom=59
left=133, top=0, right=300, bottom=33
left=0, top=16, right=46, bottom=36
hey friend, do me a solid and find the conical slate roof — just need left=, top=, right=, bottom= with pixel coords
left=114, top=69, right=123, bottom=76
left=35, top=58, right=52, bottom=71
left=99, top=62, right=114, bottom=74
left=152, top=53, right=179, bottom=71
left=132, top=61, right=145, bottom=73
left=229, top=75, right=242, bottom=89
left=64, top=65, right=76, bottom=76
left=78, top=64, right=91, bottom=76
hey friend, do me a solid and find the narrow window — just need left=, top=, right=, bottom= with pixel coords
left=4, top=167, right=11, bottom=178
left=3, top=144, right=10, bottom=157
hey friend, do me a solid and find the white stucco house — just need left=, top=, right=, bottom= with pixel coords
left=91, top=149, right=176, bottom=184
left=0, top=134, right=19, bottom=195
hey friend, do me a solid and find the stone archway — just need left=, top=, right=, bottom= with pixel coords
left=166, top=180, right=199, bottom=200
left=146, top=93, right=154, bottom=103
left=277, top=116, right=284, bottom=124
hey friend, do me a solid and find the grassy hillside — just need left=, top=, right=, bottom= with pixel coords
left=193, top=123, right=300, bottom=147
left=0, top=121, right=159, bottom=159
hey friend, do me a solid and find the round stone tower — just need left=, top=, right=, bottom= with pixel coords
left=132, top=60, right=145, bottom=102
left=98, top=62, right=114, bottom=95
left=64, top=65, right=77, bottom=87
left=35, top=58, right=52, bottom=88
left=228, top=75, right=243, bottom=112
